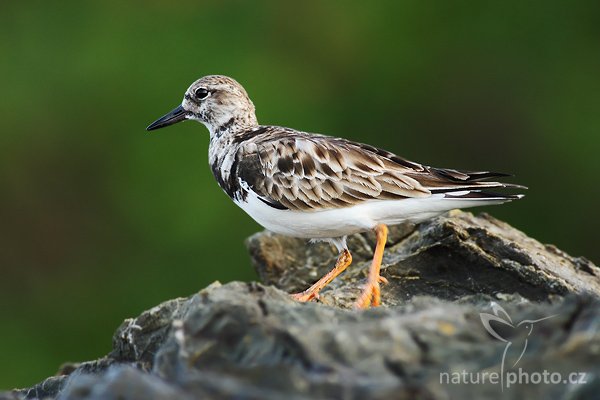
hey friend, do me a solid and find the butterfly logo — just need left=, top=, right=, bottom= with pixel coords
left=480, top=302, right=556, bottom=390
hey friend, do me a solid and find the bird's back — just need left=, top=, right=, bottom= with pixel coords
left=224, top=125, right=523, bottom=215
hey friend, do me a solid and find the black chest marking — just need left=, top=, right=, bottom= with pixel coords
left=211, top=155, right=247, bottom=202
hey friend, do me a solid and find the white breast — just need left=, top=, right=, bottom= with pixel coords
left=233, top=183, right=458, bottom=239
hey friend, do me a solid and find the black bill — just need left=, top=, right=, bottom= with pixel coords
left=146, top=105, right=187, bottom=131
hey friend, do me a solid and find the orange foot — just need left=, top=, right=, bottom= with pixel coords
left=290, top=290, right=319, bottom=302
left=354, top=279, right=382, bottom=309
left=290, top=249, right=352, bottom=303
left=354, top=224, right=389, bottom=309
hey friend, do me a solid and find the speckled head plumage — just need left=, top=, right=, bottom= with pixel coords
left=147, top=75, right=258, bottom=135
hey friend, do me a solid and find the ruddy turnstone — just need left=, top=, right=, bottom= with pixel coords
left=147, top=75, right=524, bottom=308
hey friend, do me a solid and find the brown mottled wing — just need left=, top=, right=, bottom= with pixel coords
left=235, top=134, right=432, bottom=211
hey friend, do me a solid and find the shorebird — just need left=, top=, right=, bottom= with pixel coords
left=147, top=75, right=524, bottom=308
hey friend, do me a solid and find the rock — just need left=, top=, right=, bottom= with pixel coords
left=246, top=210, right=600, bottom=307
left=3, top=211, right=600, bottom=400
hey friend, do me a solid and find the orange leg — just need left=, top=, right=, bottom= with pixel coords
left=291, top=249, right=352, bottom=302
left=354, top=224, right=388, bottom=309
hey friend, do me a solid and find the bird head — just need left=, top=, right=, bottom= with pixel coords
left=146, top=75, right=257, bottom=136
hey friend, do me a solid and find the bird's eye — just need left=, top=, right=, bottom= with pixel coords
left=194, top=88, right=210, bottom=100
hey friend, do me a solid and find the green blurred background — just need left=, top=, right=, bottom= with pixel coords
left=1, top=0, right=599, bottom=389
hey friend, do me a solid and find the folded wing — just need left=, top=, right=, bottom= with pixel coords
left=234, top=129, right=522, bottom=211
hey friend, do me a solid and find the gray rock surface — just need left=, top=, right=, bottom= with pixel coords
left=247, top=210, right=600, bottom=307
left=3, top=211, right=600, bottom=400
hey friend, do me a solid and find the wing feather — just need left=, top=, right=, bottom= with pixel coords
left=233, top=127, right=518, bottom=211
